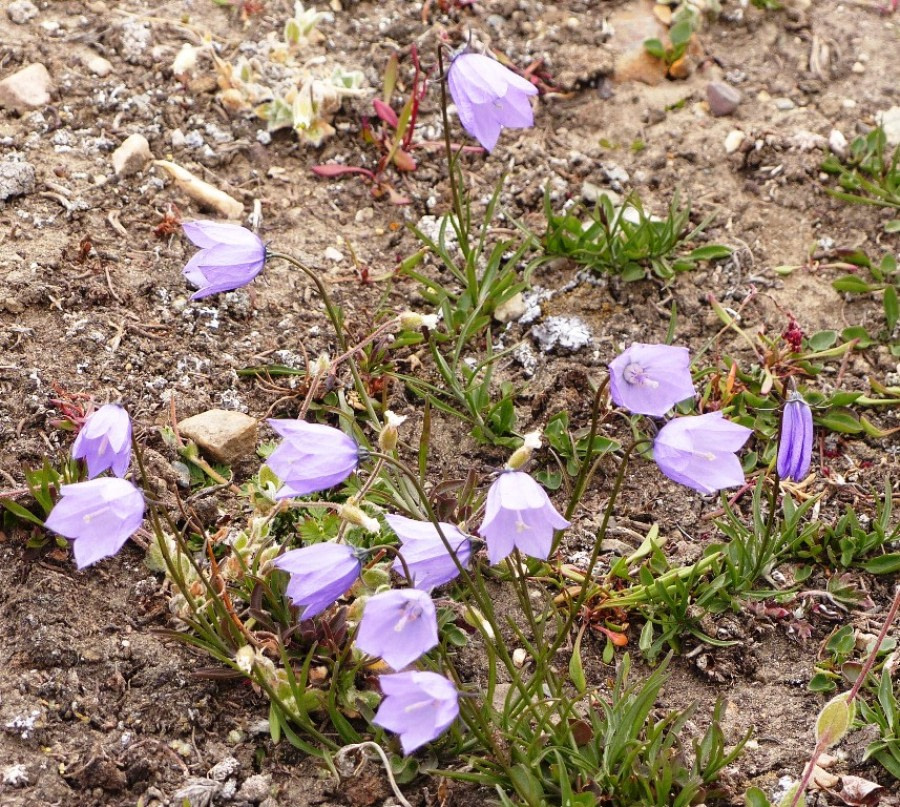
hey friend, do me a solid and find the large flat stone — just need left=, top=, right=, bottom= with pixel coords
left=178, top=410, right=258, bottom=465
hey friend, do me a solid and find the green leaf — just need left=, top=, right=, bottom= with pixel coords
left=745, top=786, right=772, bottom=807
left=0, top=499, right=45, bottom=527
left=832, top=275, right=875, bottom=293
left=885, top=220, right=900, bottom=233
left=815, top=692, right=854, bottom=747
left=807, top=330, right=838, bottom=351
left=687, top=245, right=732, bottom=261
left=841, top=325, right=875, bottom=348
left=569, top=628, right=587, bottom=695
left=669, top=19, right=694, bottom=47
left=643, top=38, right=666, bottom=59
left=808, top=673, right=837, bottom=693
left=883, top=285, right=899, bottom=331
left=816, top=410, right=864, bottom=434
left=862, top=553, right=900, bottom=575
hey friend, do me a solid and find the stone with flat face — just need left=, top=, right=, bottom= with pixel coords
left=178, top=410, right=259, bottom=465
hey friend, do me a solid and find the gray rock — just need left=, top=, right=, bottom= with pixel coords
left=178, top=410, right=258, bottom=465
left=877, top=106, right=900, bottom=146
left=7, top=0, right=38, bottom=24
left=706, top=82, right=742, bottom=117
left=112, top=133, right=152, bottom=177
left=774, top=97, right=796, bottom=111
left=0, top=63, right=52, bottom=113
left=530, top=315, right=592, bottom=353
left=0, top=159, right=36, bottom=201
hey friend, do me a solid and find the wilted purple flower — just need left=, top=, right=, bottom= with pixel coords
left=777, top=393, right=813, bottom=481
left=447, top=53, right=538, bottom=152
left=274, top=542, right=362, bottom=619
left=373, top=671, right=459, bottom=755
left=45, top=477, right=145, bottom=569
left=653, top=412, right=752, bottom=494
left=265, top=419, right=360, bottom=499
left=479, top=471, right=570, bottom=565
left=182, top=221, right=267, bottom=300
left=355, top=589, right=438, bottom=670
left=71, top=403, right=132, bottom=479
left=608, top=343, right=696, bottom=418
left=386, top=514, right=471, bottom=591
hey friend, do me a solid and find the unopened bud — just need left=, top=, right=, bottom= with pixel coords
left=398, top=311, right=439, bottom=331
left=311, top=353, right=330, bottom=378
left=235, top=645, right=255, bottom=674
left=506, top=430, right=542, bottom=470
left=378, top=410, right=407, bottom=452
left=339, top=501, right=380, bottom=534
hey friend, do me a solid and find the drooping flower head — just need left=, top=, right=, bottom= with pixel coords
left=355, top=589, right=438, bottom=670
left=653, top=412, right=752, bottom=494
left=45, top=477, right=145, bottom=569
left=274, top=542, right=362, bottom=619
left=386, top=514, right=472, bottom=591
left=608, top=343, right=696, bottom=418
left=264, top=419, right=360, bottom=499
left=182, top=221, right=267, bottom=300
left=777, top=392, right=813, bottom=482
left=447, top=52, right=538, bottom=152
left=373, top=671, right=459, bottom=755
left=479, top=471, right=570, bottom=565
left=71, top=403, right=132, bottom=479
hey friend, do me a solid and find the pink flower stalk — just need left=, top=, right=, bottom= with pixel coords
left=608, top=343, right=696, bottom=417
left=479, top=471, right=570, bottom=565
left=373, top=671, right=459, bottom=755
left=653, top=412, right=752, bottom=494
left=447, top=53, right=538, bottom=152
left=71, top=403, right=132, bottom=478
left=44, top=477, right=145, bottom=569
left=355, top=589, right=438, bottom=670
left=777, top=393, right=813, bottom=481
left=386, top=514, right=472, bottom=591
left=274, top=543, right=362, bottom=620
left=182, top=221, right=267, bottom=299
left=264, top=419, right=361, bottom=499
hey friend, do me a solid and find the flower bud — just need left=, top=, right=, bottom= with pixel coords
left=378, top=410, right=407, bottom=452
left=398, top=311, right=439, bottom=331
left=339, top=500, right=380, bottom=534
left=505, top=430, right=542, bottom=471
left=777, top=392, right=813, bottom=482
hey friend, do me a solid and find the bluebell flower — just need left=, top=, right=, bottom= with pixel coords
left=355, top=589, right=438, bottom=670
left=386, top=514, right=471, bottom=591
left=777, top=393, right=813, bottom=481
left=373, top=671, right=459, bottom=755
left=274, top=543, right=362, bottom=619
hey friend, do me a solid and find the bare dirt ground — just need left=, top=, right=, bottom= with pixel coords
left=1, top=0, right=899, bottom=805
